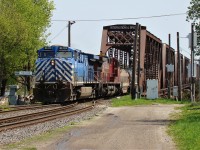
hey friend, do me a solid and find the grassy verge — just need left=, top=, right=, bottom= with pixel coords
left=168, top=103, right=200, bottom=150
left=111, top=95, right=188, bottom=107
left=0, top=105, right=11, bottom=111
left=1, top=125, right=74, bottom=150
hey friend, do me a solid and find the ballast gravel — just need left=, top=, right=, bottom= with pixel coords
left=0, top=107, right=61, bottom=119
left=0, top=104, right=107, bottom=145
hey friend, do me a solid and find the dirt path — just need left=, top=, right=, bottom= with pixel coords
left=39, top=104, right=181, bottom=150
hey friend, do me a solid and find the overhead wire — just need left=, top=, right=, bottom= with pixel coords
left=50, top=25, right=68, bottom=41
left=51, top=13, right=186, bottom=22
left=50, top=12, right=187, bottom=42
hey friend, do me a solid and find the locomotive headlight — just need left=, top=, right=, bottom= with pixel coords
left=51, top=60, right=55, bottom=66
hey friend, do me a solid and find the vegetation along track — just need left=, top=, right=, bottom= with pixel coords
left=0, top=103, right=94, bottom=132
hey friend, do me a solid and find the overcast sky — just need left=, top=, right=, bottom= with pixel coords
left=47, top=0, right=192, bottom=58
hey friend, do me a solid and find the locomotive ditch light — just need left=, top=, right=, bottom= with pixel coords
left=51, top=60, right=55, bottom=66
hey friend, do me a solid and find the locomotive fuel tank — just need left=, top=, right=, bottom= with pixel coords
left=78, top=87, right=93, bottom=98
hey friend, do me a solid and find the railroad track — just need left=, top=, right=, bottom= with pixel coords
left=0, top=103, right=94, bottom=132
left=0, top=104, right=61, bottom=114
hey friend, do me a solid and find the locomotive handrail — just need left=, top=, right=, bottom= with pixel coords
left=94, top=74, right=99, bottom=82
left=94, top=71, right=101, bottom=82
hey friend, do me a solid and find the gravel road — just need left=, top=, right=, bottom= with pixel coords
left=39, top=104, right=181, bottom=150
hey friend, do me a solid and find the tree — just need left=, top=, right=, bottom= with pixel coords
left=187, top=0, right=200, bottom=54
left=0, top=0, right=54, bottom=96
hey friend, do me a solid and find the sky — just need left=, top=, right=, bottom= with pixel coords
left=47, top=0, right=192, bottom=58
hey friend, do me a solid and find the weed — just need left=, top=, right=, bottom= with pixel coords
left=168, top=104, right=200, bottom=150
left=111, top=95, right=189, bottom=107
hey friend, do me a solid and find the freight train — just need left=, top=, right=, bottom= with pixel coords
left=33, top=23, right=200, bottom=103
left=33, top=45, right=130, bottom=103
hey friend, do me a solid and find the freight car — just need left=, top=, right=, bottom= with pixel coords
left=33, top=45, right=130, bottom=103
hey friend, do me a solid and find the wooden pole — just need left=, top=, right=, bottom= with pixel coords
left=168, top=34, right=171, bottom=99
left=177, top=32, right=182, bottom=101
left=191, top=23, right=195, bottom=102
left=137, top=25, right=141, bottom=98
left=68, top=21, right=71, bottom=47
left=131, top=23, right=139, bottom=99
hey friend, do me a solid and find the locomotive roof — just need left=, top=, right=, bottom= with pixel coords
left=38, top=45, right=99, bottom=59
left=38, top=46, right=75, bottom=53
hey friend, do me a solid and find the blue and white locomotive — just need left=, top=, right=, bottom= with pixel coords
left=33, top=45, right=130, bottom=103
left=33, top=45, right=101, bottom=103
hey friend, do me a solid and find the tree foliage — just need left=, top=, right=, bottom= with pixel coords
left=0, top=0, right=54, bottom=95
left=187, top=0, right=200, bottom=54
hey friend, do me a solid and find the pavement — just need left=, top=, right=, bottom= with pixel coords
left=40, top=104, right=181, bottom=150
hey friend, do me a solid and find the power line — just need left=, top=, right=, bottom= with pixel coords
left=180, top=47, right=190, bottom=55
left=50, top=25, right=67, bottom=41
left=52, top=13, right=186, bottom=22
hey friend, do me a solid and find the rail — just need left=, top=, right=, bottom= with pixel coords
left=0, top=103, right=94, bottom=132
left=0, top=104, right=61, bottom=114
left=0, top=103, right=77, bottom=124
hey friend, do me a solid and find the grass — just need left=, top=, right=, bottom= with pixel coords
left=1, top=124, right=74, bottom=150
left=1, top=95, right=194, bottom=149
left=0, top=105, right=11, bottom=111
left=111, top=95, right=188, bottom=107
left=168, top=103, right=200, bottom=150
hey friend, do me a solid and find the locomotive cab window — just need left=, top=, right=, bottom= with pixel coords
left=56, top=51, right=72, bottom=58
left=38, top=51, right=55, bottom=58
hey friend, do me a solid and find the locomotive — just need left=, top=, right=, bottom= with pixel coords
left=33, top=45, right=130, bottom=103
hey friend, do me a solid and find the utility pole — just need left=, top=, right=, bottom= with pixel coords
left=191, top=23, right=195, bottom=102
left=68, top=21, right=71, bottom=47
left=168, top=34, right=171, bottom=99
left=177, top=32, right=182, bottom=101
left=27, top=49, right=31, bottom=94
left=68, top=21, right=76, bottom=47
left=131, top=23, right=139, bottom=100
left=137, top=25, right=141, bottom=98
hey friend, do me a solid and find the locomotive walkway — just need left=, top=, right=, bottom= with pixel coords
left=40, top=104, right=181, bottom=150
